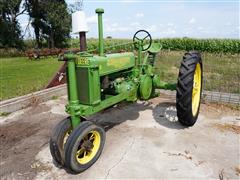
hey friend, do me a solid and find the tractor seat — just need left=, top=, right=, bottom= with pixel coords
left=144, top=43, right=162, bottom=54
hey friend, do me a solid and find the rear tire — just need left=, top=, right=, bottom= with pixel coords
left=176, top=51, right=203, bottom=126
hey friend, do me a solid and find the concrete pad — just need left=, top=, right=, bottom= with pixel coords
left=0, top=96, right=239, bottom=179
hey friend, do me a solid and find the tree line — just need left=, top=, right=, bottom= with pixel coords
left=0, top=0, right=71, bottom=49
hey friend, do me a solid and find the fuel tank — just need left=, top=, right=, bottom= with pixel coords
left=75, top=52, right=135, bottom=76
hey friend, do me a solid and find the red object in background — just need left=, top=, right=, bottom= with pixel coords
left=45, top=62, right=67, bottom=88
left=45, top=32, right=87, bottom=89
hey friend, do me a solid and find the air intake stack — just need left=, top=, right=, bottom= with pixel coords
left=95, top=8, right=104, bottom=56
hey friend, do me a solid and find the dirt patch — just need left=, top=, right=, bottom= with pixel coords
left=28, top=96, right=41, bottom=108
left=200, top=102, right=240, bottom=119
left=164, top=151, right=193, bottom=160
left=205, top=102, right=240, bottom=111
left=0, top=104, right=65, bottom=179
left=0, top=105, right=51, bottom=158
left=163, top=150, right=206, bottom=167
left=25, top=104, right=50, bottom=115
left=213, top=123, right=240, bottom=134
left=0, top=121, right=41, bottom=158
left=31, top=160, right=53, bottom=172
left=235, top=166, right=240, bottom=176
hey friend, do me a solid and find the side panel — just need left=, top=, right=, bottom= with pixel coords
left=98, top=54, right=135, bottom=76
left=90, top=67, right=101, bottom=105
left=76, top=67, right=101, bottom=105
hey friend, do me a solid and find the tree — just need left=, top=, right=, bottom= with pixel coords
left=43, top=1, right=71, bottom=48
left=0, top=0, right=71, bottom=49
left=25, top=0, right=44, bottom=48
left=0, top=0, right=25, bottom=48
left=25, top=0, right=71, bottom=48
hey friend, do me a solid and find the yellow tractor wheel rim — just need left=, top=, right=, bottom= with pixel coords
left=62, top=129, right=71, bottom=148
left=192, top=63, right=202, bottom=116
left=76, top=130, right=101, bottom=164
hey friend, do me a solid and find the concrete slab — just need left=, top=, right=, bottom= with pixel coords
left=0, top=95, right=239, bottom=180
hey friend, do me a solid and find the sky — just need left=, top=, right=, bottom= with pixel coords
left=18, top=0, right=240, bottom=39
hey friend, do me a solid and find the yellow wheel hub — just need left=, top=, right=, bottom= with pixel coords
left=76, top=130, right=101, bottom=164
left=62, top=130, right=71, bottom=148
left=192, top=63, right=202, bottom=116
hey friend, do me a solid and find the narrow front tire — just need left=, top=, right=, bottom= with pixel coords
left=50, top=117, right=72, bottom=166
left=64, top=121, right=106, bottom=173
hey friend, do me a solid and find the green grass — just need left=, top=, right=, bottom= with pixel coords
left=0, top=112, right=11, bottom=116
left=155, top=51, right=240, bottom=94
left=0, top=57, right=63, bottom=101
left=0, top=50, right=239, bottom=101
left=51, top=95, right=59, bottom=100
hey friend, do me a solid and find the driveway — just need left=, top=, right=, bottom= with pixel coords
left=0, top=95, right=239, bottom=179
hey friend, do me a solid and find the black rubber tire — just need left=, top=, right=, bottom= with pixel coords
left=176, top=51, right=203, bottom=126
left=64, top=121, right=106, bottom=173
left=49, top=117, right=72, bottom=166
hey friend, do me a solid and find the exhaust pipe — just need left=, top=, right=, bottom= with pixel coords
left=95, top=8, right=104, bottom=56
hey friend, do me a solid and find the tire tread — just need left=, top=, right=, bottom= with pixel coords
left=176, top=51, right=202, bottom=126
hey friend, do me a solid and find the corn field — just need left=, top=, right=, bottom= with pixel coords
left=70, top=38, right=240, bottom=54
left=157, top=38, right=240, bottom=54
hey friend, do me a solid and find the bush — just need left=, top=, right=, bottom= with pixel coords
left=0, top=48, right=24, bottom=58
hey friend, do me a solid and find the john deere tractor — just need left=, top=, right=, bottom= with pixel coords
left=50, top=8, right=203, bottom=173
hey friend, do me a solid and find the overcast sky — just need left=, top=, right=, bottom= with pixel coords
left=18, top=0, right=240, bottom=39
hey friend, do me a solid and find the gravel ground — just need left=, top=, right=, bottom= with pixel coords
left=0, top=95, right=239, bottom=180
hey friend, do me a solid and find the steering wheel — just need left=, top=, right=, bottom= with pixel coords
left=133, top=30, right=152, bottom=51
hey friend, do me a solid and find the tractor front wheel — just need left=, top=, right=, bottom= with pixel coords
left=64, top=121, right=106, bottom=173
left=176, top=51, right=203, bottom=126
left=50, top=117, right=72, bottom=166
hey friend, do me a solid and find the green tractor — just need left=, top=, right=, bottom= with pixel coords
left=50, top=8, right=203, bottom=173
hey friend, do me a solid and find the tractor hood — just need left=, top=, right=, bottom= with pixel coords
left=75, top=52, right=135, bottom=76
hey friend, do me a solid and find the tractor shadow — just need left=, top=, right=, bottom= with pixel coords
left=89, top=101, right=153, bottom=131
left=152, top=102, right=186, bottom=129
left=89, top=100, right=186, bottom=131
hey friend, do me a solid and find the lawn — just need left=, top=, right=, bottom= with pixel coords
left=155, top=51, right=240, bottom=94
left=0, top=51, right=239, bottom=101
left=0, top=57, right=63, bottom=101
